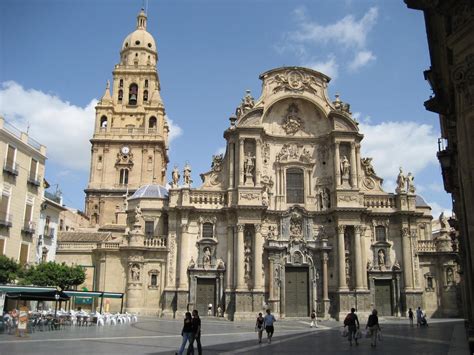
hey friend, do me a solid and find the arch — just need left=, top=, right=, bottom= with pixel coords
left=149, top=116, right=157, bottom=129
left=286, top=167, right=304, bottom=204
left=100, top=116, right=108, bottom=128
left=119, top=79, right=123, bottom=88
left=143, top=90, right=149, bottom=102
left=145, top=79, right=149, bottom=88
left=129, top=83, right=138, bottom=105
left=119, top=168, right=129, bottom=185
left=118, top=89, right=123, bottom=102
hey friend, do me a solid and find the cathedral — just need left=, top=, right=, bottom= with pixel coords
left=56, top=10, right=460, bottom=320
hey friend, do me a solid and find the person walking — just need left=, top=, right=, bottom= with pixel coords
left=187, top=310, right=202, bottom=355
left=177, top=312, right=193, bottom=355
left=416, top=307, right=423, bottom=327
left=263, top=309, right=276, bottom=343
left=310, top=309, right=318, bottom=328
left=343, top=308, right=360, bottom=346
left=366, top=309, right=381, bottom=347
left=255, top=312, right=264, bottom=343
left=408, top=308, right=414, bottom=327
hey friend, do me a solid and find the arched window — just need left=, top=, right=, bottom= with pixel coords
left=118, top=89, right=123, bottom=102
left=375, top=226, right=386, bottom=241
left=143, top=90, right=148, bottom=102
left=145, top=79, right=149, bottom=88
left=100, top=116, right=108, bottom=128
left=129, top=83, right=138, bottom=105
left=119, top=79, right=123, bottom=88
left=286, top=168, right=304, bottom=204
left=149, top=116, right=157, bottom=129
left=202, top=222, right=214, bottom=238
left=119, top=169, right=129, bottom=185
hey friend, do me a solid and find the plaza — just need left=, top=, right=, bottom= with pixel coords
left=0, top=316, right=469, bottom=354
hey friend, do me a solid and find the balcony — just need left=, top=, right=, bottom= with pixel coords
left=22, top=221, right=36, bottom=235
left=27, top=176, right=41, bottom=187
left=3, top=162, right=19, bottom=176
left=43, top=228, right=55, bottom=239
left=0, top=212, right=12, bottom=228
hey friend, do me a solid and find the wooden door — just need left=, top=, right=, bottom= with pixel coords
left=285, top=267, right=309, bottom=317
left=374, top=279, right=393, bottom=316
left=196, top=278, right=216, bottom=316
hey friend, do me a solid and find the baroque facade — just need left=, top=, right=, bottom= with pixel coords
left=56, top=10, right=460, bottom=320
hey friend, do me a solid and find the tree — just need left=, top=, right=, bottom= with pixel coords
left=0, top=255, right=21, bottom=284
left=20, top=262, right=86, bottom=290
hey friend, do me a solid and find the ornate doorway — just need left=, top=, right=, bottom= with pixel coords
left=285, top=267, right=309, bottom=316
left=374, top=279, right=393, bottom=316
left=195, top=278, right=216, bottom=316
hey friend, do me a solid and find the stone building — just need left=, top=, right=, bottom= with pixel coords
left=0, top=116, right=47, bottom=264
left=56, top=10, right=460, bottom=320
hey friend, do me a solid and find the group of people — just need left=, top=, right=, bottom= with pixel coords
left=408, top=306, right=429, bottom=327
left=343, top=308, right=382, bottom=347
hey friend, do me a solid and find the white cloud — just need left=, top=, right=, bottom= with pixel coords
left=349, top=50, right=376, bottom=71
left=360, top=121, right=438, bottom=187
left=427, top=201, right=452, bottom=219
left=0, top=81, right=96, bottom=171
left=305, top=55, right=339, bottom=80
left=165, top=115, right=182, bottom=143
left=428, top=182, right=444, bottom=192
left=215, top=146, right=226, bottom=156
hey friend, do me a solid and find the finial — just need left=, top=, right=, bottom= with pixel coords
left=137, top=8, right=148, bottom=30
left=106, top=80, right=110, bottom=90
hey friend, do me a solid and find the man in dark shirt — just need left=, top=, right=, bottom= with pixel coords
left=187, top=309, right=202, bottom=355
left=343, top=308, right=360, bottom=346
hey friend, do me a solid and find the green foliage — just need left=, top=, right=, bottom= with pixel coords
left=20, top=262, right=86, bottom=290
left=0, top=255, right=21, bottom=284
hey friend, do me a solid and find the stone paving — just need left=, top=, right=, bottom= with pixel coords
left=0, top=317, right=470, bottom=355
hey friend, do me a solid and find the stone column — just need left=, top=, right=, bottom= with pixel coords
left=239, top=138, right=245, bottom=186
left=360, top=226, right=368, bottom=289
left=226, top=226, right=234, bottom=290
left=253, top=224, right=263, bottom=290
left=228, top=142, right=234, bottom=188
left=337, top=225, right=348, bottom=290
left=268, top=258, right=275, bottom=299
left=236, top=224, right=246, bottom=289
left=401, top=227, right=414, bottom=289
left=350, top=142, right=357, bottom=188
left=322, top=252, right=329, bottom=301
left=354, top=225, right=363, bottom=290
left=178, top=222, right=188, bottom=289
left=334, top=142, right=341, bottom=187
left=355, top=143, right=361, bottom=188
left=255, top=139, right=261, bottom=186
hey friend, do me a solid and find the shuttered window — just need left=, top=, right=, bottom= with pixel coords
left=0, top=239, right=5, bottom=255
left=286, top=168, right=304, bottom=204
left=19, top=244, right=29, bottom=265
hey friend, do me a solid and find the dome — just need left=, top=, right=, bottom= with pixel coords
left=121, top=9, right=157, bottom=53
left=129, top=184, right=168, bottom=200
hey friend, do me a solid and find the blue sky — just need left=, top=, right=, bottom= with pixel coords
left=0, top=0, right=451, bottom=217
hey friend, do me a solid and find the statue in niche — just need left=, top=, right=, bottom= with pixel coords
left=130, top=264, right=140, bottom=281
left=396, top=167, right=406, bottom=193
left=134, top=205, right=142, bottom=224
left=340, top=155, right=350, bottom=182
left=244, top=151, right=255, bottom=184
left=378, top=249, right=386, bottom=269
left=183, top=163, right=193, bottom=186
left=406, top=172, right=416, bottom=193
left=392, top=259, right=401, bottom=271
left=244, top=242, right=252, bottom=278
left=203, top=247, right=212, bottom=267
left=446, top=267, right=454, bottom=284
left=188, top=257, right=195, bottom=269
left=262, top=187, right=269, bottom=206
left=319, top=188, right=330, bottom=210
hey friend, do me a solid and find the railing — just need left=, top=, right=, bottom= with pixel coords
left=0, top=212, right=12, bottom=228
left=98, top=242, right=120, bottom=249
left=27, top=176, right=41, bottom=187
left=22, top=221, right=36, bottom=235
left=364, top=195, right=396, bottom=209
left=189, top=191, right=226, bottom=206
left=417, top=240, right=436, bottom=253
left=57, top=243, right=98, bottom=250
left=3, top=162, right=19, bottom=176
left=44, top=191, right=62, bottom=203
left=144, top=237, right=167, bottom=248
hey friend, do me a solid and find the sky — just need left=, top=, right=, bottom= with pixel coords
left=0, top=0, right=452, bottom=217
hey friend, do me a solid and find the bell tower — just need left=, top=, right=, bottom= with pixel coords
left=85, top=9, right=169, bottom=227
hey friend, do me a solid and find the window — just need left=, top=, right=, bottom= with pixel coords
left=118, top=89, right=123, bottom=102
left=202, top=222, right=213, bottom=239
left=0, top=238, right=5, bottom=255
left=150, top=274, right=157, bottom=286
left=375, top=226, right=386, bottom=241
left=149, top=116, right=157, bottom=129
left=59, top=219, right=64, bottom=231
left=0, top=188, right=11, bottom=226
left=29, top=159, right=38, bottom=181
left=427, top=277, right=434, bottom=290
left=129, top=84, right=138, bottom=105
left=145, top=221, right=154, bottom=237
left=100, top=116, right=108, bottom=128
left=286, top=168, right=304, bottom=204
left=144, top=79, right=148, bottom=88
left=19, top=243, right=29, bottom=265
left=5, top=144, right=16, bottom=170
left=23, top=201, right=34, bottom=231
left=44, top=216, right=50, bottom=237
left=119, top=79, right=123, bottom=88
left=143, top=90, right=148, bottom=102
left=119, top=169, right=129, bottom=185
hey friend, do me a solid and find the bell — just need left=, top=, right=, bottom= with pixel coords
left=130, top=93, right=137, bottom=100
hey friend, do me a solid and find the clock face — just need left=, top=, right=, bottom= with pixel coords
left=121, top=146, right=130, bottom=155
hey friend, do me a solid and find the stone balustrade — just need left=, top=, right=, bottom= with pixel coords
left=364, top=195, right=396, bottom=209
left=189, top=190, right=226, bottom=207
left=144, top=236, right=167, bottom=248
left=99, top=242, right=121, bottom=249
left=417, top=240, right=437, bottom=253
left=57, top=243, right=98, bottom=250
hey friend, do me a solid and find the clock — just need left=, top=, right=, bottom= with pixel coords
left=121, top=146, right=130, bottom=155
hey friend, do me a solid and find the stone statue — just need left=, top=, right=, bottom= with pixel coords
left=183, top=163, right=192, bottom=186
left=378, top=249, right=385, bottom=268
left=406, top=172, right=415, bottom=193
left=244, top=151, right=255, bottom=175
left=188, top=257, right=195, bottom=269
left=262, top=187, right=269, bottom=206
left=320, top=188, right=330, bottom=210
left=130, top=264, right=140, bottom=281
left=340, top=155, right=350, bottom=181
left=439, top=212, right=449, bottom=231
left=345, top=258, right=351, bottom=285
left=216, top=258, right=225, bottom=270
left=134, top=205, right=142, bottom=223
left=203, top=247, right=211, bottom=266
left=244, top=242, right=252, bottom=278
left=361, top=157, right=375, bottom=176
left=392, top=259, right=401, bottom=271
left=171, top=166, right=180, bottom=188
left=446, top=267, right=454, bottom=284
left=367, top=260, right=373, bottom=271
left=396, top=167, right=406, bottom=193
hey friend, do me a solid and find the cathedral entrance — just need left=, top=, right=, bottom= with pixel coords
left=374, top=279, right=393, bottom=316
left=195, top=278, right=216, bottom=316
left=285, top=267, right=309, bottom=317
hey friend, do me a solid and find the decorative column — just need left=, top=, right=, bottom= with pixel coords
left=354, top=225, right=363, bottom=290
left=268, top=258, right=275, bottom=299
left=350, top=142, right=357, bottom=188
left=360, top=226, right=368, bottom=289
left=236, top=224, right=246, bottom=289
left=322, top=252, right=329, bottom=301
left=226, top=225, right=234, bottom=290
left=255, top=139, right=262, bottom=186
left=334, top=142, right=341, bottom=187
left=401, top=227, right=414, bottom=289
left=239, top=138, right=245, bottom=186
left=178, top=222, right=188, bottom=289
left=355, top=143, right=361, bottom=188
left=228, top=142, right=234, bottom=188
left=253, top=224, right=263, bottom=290
left=337, top=225, right=348, bottom=290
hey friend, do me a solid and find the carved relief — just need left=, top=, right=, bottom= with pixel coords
left=261, top=142, right=270, bottom=165
left=338, top=195, right=358, bottom=202
left=240, top=192, right=260, bottom=201
left=453, top=54, right=474, bottom=106
left=244, top=235, right=252, bottom=280
left=289, top=212, right=303, bottom=240
left=361, top=157, right=376, bottom=176
left=317, top=187, right=331, bottom=211
left=272, top=70, right=318, bottom=95
left=282, top=103, right=304, bottom=135
left=317, top=142, right=329, bottom=163
left=276, top=143, right=313, bottom=163
left=362, top=177, right=376, bottom=190
left=266, top=225, right=278, bottom=240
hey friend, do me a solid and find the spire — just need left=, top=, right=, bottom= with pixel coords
left=137, top=8, right=147, bottom=30
left=100, top=80, right=112, bottom=104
